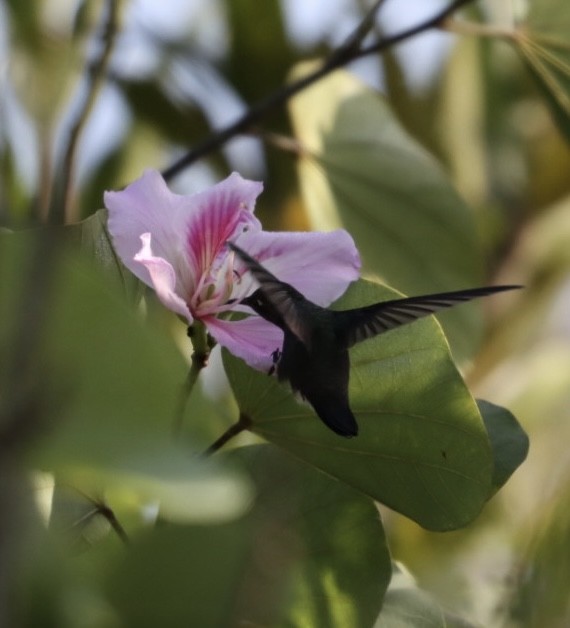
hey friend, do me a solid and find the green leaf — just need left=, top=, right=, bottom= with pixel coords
left=477, top=399, right=528, bottom=495
left=108, top=519, right=250, bottom=628
left=514, top=0, right=570, bottom=140
left=68, top=208, right=143, bottom=303
left=108, top=444, right=389, bottom=628
left=224, top=279, right=494, bottom=531
left=288, top=64, right=485, bottom=357
left=118, top=78, right=211, bottom=145
left=506, top=476, right=570, bottom=625
left=224, top=0, right=296, bottom=102
left=229, top=445, right=391, bottom=628
left=0, top=232, right=249, bottom=525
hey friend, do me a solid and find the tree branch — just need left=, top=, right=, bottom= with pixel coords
left=48, top=0, right=120, bottom=225
left=161, top=0, right=476, bottom=181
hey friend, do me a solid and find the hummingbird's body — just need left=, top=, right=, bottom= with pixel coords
left=228, top=242, right=520, bottom=438
left=279, top=314, right=355, bottom=437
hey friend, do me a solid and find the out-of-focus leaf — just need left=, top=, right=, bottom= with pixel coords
left=513, top=0, right=570, bottom=141
left=6, top=0, right=79, bottom=126
left=224, top=279, right=494, bottom=532
left=108, top=519, right=250, bottom=628
left=438, top=36, right=488, bottom=208
left=375, top=563, right=476, bottom=627
left=288, top=64, right=485, bottom=358
left=229, top=445, right=391, bottom=628
left=118, top=78, right=211, bottom=145
left=0, top=232, right=249, bottom=525
left=69, top=208, right=143, bottom=303
left=79, top=143, right=127, bottom=221
left=224, top=0, right=296, bottom=101
left=506, top=477, right=570, bottom=626
left=5, top=0, right=43, bottom=50
left=477, top=399, right=528, bottom=494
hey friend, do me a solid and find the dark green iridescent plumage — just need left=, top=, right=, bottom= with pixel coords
left=228, top=242, right=520, bottom=438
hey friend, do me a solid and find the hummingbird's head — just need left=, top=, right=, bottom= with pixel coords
left=241, top=289, right=284, bottom=329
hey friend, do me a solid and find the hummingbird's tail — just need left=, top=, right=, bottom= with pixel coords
left=308, top=397, right=359, bottom=438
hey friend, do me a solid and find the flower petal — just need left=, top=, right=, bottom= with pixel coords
left=232, top=229, right=361, bottom=306
left=185, top=172, right=263, bottom=282
left=134, top=233, right=193, bottom=323
left=105, top=170, right=187, bottom=286
left=205, top=316, right=283, bottom=372
left=105, top=170, right=263, bottom=293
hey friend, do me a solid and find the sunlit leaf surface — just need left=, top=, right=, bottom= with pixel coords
left=229, top=445, right=391, bottom=628
left=108, top=519, right=250, bottom=628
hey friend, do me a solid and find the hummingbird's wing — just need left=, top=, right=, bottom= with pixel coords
left=334, top=285, right=521, bottom=349
left=227, top=242, right=312, bottom=346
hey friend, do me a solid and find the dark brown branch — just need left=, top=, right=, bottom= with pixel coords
left=48, top=0, right=120, bottom=224
left=357, top=0, right=475, bottom=56
left=161, top=0, right=476, bottom=181
left=202, top=413, right=252, bottom=456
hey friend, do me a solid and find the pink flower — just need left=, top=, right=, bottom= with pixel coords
left=105, top=170, right=360, bottom=371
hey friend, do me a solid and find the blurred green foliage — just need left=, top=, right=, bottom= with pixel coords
left=1, top=0, right=570, bottom=626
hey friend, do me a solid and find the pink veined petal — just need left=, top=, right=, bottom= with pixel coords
left=231, top=229, right=361, bottom=306
left=105, top=170, right=263, bottom=295
left=134, top=233, right=193, bottom=324
left=185, top=172, right=263, bottom=282
left=205, top=316, right=284, bottom=372
left=105, top=170, right=189, bottom=286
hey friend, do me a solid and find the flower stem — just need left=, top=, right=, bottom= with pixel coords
left=202, top=413, right=252, bottom=457
left=172, top=321, right=211, bottom=437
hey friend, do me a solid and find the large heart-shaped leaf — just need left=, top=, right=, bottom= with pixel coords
left=224, top=279, right=494, bottom=531
left=288, top=64, right=484, bottom=357
left=108, top=519, right=251, bottom=628
left=228, top=445, right=391, bottom=628
left=477, top=399, right=529, bottom=495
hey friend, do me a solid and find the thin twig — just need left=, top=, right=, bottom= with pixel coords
left=67, top=486, right=130, bottom=546
left=161, top=0, right=476, bottom=181
left=48, top=0, right=120, bottom=225
left=202, top=413, right=252, bottom=456
left=357, top=0, right=476, bottom=55
left=326, top=0, right=388, bottom=65
left=99, top=504, right=130, bottom=545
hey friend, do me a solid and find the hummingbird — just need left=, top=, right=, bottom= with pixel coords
left=228, top=242, right=520, bottom=438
